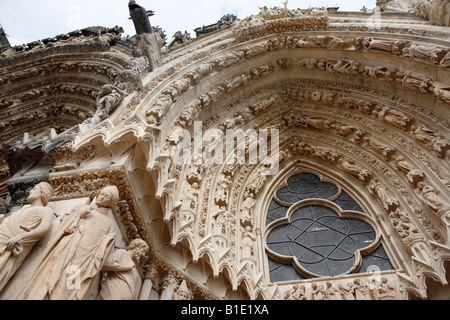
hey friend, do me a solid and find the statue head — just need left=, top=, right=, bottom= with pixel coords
left=127, top=238, right=149, bottom=263
left=95, top=186, right=120, bottom=208
left=175, top=280, right=191, bottom=300
left=27, top=182, right=54, bottom=206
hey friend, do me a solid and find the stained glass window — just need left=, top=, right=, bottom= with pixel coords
left=266, top=172, right=393, bottom=282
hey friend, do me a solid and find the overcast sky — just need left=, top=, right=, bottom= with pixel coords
left=0, top=0, right=376, bottom=46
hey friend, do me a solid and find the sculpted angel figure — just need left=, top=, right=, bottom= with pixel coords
left=0, top=182, right=54, bottom=292
left=19, top=186, right=119, bottom=300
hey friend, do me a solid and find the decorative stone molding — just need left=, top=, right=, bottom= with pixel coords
left=1, top=5, right=449, bottom=300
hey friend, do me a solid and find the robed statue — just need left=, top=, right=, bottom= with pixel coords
left=18, top=186, right=119, bottom=300
left=0, top=182, right=54, bottom=292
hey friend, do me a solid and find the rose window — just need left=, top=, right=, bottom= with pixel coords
left=265, top=173, right=393, bottom=282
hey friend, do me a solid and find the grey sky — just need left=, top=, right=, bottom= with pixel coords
left=0, top=0, right=376, bottom=46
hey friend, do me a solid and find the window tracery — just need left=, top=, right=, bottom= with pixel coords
left=265, top=172, right=393, bottom=282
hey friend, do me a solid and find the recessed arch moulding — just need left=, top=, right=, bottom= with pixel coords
left=3, top=7, right=449, bottom=300
left=79, top=8, right=449, bottom=300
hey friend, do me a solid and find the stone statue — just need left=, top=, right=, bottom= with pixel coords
left=285, top=284, right=307, bottom=300
left=213, top=207, right=228, bottom=236
left=0, top=182, right=54, bottom=292
left=80, top=84, right=127, bottom=131
left=418, top=182, right=450, bottom=216
left=94, top=84, right=127, bottom=122
left=325, top=282, right=337, bottom=300
left=240, top=226, right=256, bottom=259
left=173, top=280, right=192, bottom=300
left=339, top=159, right=372, bottom=184
left=98, top=238, right=149, bottom=300
left=353, top=279, right=371, bottom=300
left=311, top=283, right=326, bottom=300
left=240, top=193, right=256, bottom=225
left=19, top=186, right=119, bottom=300
left=392, top=155, right=424, bottom=186
left=410, top=124, right=449, bottom=157
left=369, top=179, right=399, bottom=212
left=128, top=48, right=150, bottom=74
left=128, top=0, right=154, bottom=35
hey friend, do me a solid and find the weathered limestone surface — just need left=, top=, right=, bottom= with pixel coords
left=0, top=1, right=449, bottom=300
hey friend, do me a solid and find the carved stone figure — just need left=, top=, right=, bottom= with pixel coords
left=128, top=48, right=150, bottom=74
left=285, top=284, right=307, bottom=300
left=213, top=207, right=228, bottom=236
left=146, top=94, right=173, bottom=125
left=410, top=124, right=449, bottom=157
left=240, top=226, right=256, bottom=259
left=353, top=279, right=370, bottom=300
left=98, top=238, right=149, bottom=300
left=19, top=186, right=119, bottom=300
left=401, top=72, right=432, bottom=93
left=377, top=0, right=415, bottom=12
left=215, top=175, right=232, bottom=206
left=339, top=159, right=372, bottom=184
left=389, top=209, right=420, bottom=241
left=211, top=51, right=245, bottom=70
left=369, top=179, right=399, bottom=212
left=374, top=105, right=412, bottom=130
left=81, top=84, right=127, bottom=128
left=311, top=283, right=327, bottom=300
left=338, top=282, right=355, bottom=300
left=309, top=145, right=341, bottom=163
left=325, top=282, right=337, bottom=300
left=364, top=38, right=405, bottom=54
left=376, top=277, right=396, bottom=300
left=392, top=155, right=424, bottom=186
left=363, top=136, right=396, bottom=160
left=0, top=182, right=54, bottom=292
left=240, top=193, right=256, bottom=225
left=405, top=42, right=448, bottom=64
left=432, top=81, right=450, bottom=103
left=429, top=0, right=450, bottom=26
left=418, top=182, right=450, bottom=216
left=334, top=124, right=354, bottom=136
left=97, top=84, right=127, bottom=117
left=128, top=0, right=154, bottom=35
left=304, top=117, right=333, bottom=131
left=173, top=280, right=192, bottom=300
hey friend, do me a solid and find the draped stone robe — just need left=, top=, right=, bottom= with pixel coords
left=18, top=204, right=116, bottom=300
left=0, top=206, right=53, bottom=292
left=97, top=249, right=142, bottom=300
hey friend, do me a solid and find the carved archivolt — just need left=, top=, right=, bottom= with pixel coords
left=1, top=6, right=449, bottom=300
